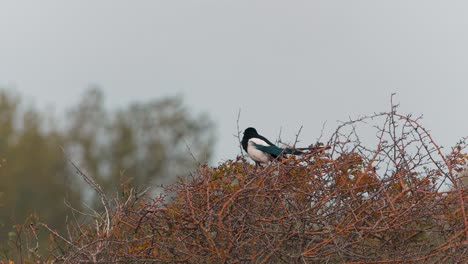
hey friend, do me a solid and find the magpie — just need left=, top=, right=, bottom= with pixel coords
left=241, top=127, right=309, bottom=165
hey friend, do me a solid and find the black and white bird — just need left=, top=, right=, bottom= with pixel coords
left=241, top=127, right=309, bottom=165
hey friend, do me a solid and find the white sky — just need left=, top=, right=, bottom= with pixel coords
left=1, top=1, right=468, bottom=163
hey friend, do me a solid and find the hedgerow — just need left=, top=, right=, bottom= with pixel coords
left=8, top=106, right=468, bottom=263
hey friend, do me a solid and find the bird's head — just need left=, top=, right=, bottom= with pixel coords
left=243, top=127, right=258, bottom=137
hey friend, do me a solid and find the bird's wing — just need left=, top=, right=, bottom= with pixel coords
left=256, top=134, right=277, bottom=146
left=250, top=138, right=284, bottom=158
left=256, top=134, right=308, bottom=154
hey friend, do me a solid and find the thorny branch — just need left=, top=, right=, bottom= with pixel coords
left=17, top=103, right=467, bottom=263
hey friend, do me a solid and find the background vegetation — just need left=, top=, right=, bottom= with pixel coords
left=0, top=88, right=215, bottom=257
left=1, top=92, right=467, bottom=263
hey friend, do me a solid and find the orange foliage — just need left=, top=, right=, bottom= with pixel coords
left=11, top=109, right=468, bottom=263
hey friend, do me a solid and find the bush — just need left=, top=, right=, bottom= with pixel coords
left=9, top=108, right=468, bottom=263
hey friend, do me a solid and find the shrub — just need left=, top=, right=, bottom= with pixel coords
left=10, top=107, right=468, bottom=263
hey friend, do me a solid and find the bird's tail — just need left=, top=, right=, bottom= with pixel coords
left=282, top=145, right=330, bottom=155
left=282, top=147, right=307, bottom=155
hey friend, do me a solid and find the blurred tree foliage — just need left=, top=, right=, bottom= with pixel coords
left=67, top=88, right=214, bottom=195
left=0, top=88, right=215, bottom=252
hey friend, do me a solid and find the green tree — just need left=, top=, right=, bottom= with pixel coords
left=108, top=96, right=215, bottom=187
left=0, top=90, right=82, bottom=251
left=66, top=88, right=215, bottom=197
left=0, top=87, right=215, bottom=258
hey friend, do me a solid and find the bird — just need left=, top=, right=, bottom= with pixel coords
left=241, top=127, right=309, bottom=165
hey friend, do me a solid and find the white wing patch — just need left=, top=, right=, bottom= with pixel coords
left=249, top=138, right=270, bottom=147
left=247, top=138, right=272, bottom=164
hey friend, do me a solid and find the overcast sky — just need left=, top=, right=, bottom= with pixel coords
left=1, top=1, right=468, bottom=163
